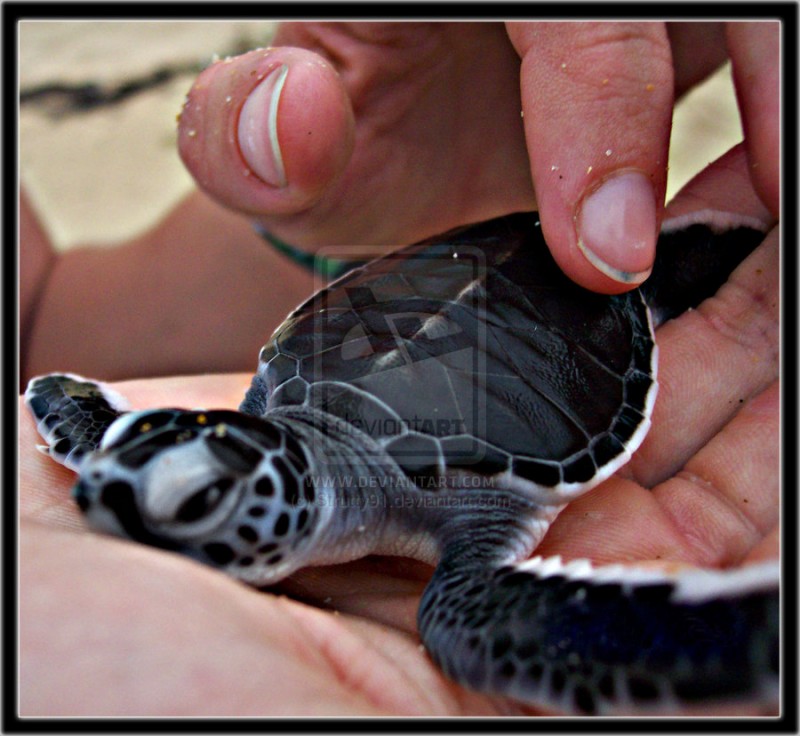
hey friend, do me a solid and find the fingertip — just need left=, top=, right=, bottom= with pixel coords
left=574, top=171, right=658, bottom=286
left=509, top=22, right=671, bottom=293
left=178, top=47, right=354, bottom=216
left=535, top=169, right=660, bottom=296
left=278, top=55, right=356, bottom=199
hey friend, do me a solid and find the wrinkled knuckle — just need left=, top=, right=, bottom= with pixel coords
left=565, top=24, right=661, bottom=57
left=572, top=27, right=672, bottom=98
left=569, top=23, right=672, bottom=67
left=520, top=23, right=674, bottom=119
left=698, top=278, right=780, bottom=370
left=671, top=470, right=764, bottom=563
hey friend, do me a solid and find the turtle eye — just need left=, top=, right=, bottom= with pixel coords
left=174, top=477, right=235, bottom=523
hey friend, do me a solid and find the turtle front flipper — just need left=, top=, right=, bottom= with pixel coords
left=24, top=374, right=130, bottom=471
left=419, top=550, right=779, bottom=715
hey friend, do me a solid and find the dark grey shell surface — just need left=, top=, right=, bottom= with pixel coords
left=244, top=213, right=655, bottom=492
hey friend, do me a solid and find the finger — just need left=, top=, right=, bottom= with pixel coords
left=178, top=46, right=355, bottom=218
left=537, top=382, right=779, bottom=568
left=726, top=22, right=780, bottom=215
left=651, top=382, right=779, bottom=567
left=658, top=142, right=774, bottom=224
left=537, top=475, right=697, bottom=567
left=181, top=23, right=533, bottom=248
left=506, top=22, right=674, bottom=293
left=666, top=22, right=728, bottom=98
left=630, top=144, right=778, bottom=485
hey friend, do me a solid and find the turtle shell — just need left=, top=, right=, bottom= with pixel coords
left=246, top=213, right=656, bottom=495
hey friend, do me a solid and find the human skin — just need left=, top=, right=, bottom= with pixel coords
left=19, top=147, right=779, bottom=716
left=19, top=20, right=780, bottom=717
left=21, top=22, right=779, bottom=385
left=20, top=189, right=315, bottom=385
left=178, top=21, right=777, bottom=291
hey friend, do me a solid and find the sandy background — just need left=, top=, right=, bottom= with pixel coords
left=19, top=21, right=744, bottom=252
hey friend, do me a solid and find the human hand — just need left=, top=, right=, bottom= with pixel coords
left=22, top=22, right=778, bottom=385
left=178, top=21, right=778, bottom=294
left=19, top=144, right=778, bottom=716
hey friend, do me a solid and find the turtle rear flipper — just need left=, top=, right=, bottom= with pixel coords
left=24, top=374, right=129, bottom=471
left=419, top=550, right=779, bottom=715
left=642, top=212, right=768, bottom=327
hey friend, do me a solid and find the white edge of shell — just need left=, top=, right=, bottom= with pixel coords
left=501, top=294, right=659, bottom=508
left=660, top=209, right=770, bottom=235
left=515, top=554, right=780, bottom=604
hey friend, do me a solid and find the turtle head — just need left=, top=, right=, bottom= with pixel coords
left=73, top=408, right=320, bottom=584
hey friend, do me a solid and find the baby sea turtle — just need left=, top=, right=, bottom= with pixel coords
left=25, top=211, right=778, bottom=715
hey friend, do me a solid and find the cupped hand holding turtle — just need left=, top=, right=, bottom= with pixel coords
left=19, top=20, right=779, bottom=717
left=19, top=144, right=778, bottom=716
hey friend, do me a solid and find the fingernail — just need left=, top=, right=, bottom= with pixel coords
left=576, top=171, right=657, bottom=284
left=238, top=64, right=289, bottom=187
